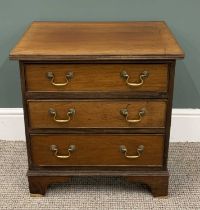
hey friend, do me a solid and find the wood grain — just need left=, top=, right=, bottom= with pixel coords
left=31, top=134, right=164, bottom=167
left=28, top=100, right=166, bottom=129
left=127, top=174, right=169, bottom=197
left=27, top=171, right=169, bottom=197
left=10, top=21, right=184, bottom=60
left=25, top=63, right=168, bottom=92
left=28, top=176, right=70, bottom=195
left=9, top=21, right=184, bottom=196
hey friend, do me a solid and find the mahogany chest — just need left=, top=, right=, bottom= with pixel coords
left=10, top=21, right=184, bottom=197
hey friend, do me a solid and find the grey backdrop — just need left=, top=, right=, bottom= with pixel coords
left=0, top=0, right=199, bottom=108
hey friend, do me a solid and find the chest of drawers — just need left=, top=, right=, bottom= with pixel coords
left=10, top=21, right=184, bottom=197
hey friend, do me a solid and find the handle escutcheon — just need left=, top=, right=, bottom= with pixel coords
left=50, top=144, right=76, bottom=159
left=120, top=70, right=149, bottom=87
left=48, top=108, right=75, bottom=123
left=120, top=108, right=146, bottom=123
left=47, top=71, right=73, bottom=87
left=120, top=145, right=144, bottom=159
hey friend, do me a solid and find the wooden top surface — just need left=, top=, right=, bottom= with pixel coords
left=10, top=21, right=184, bottom=60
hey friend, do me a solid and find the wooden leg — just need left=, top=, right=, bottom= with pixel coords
left=126, top=174, right=169, bottom=197
left=28, top=176, right=70, bottom=196
left=27, top=171, right=168, bottom=197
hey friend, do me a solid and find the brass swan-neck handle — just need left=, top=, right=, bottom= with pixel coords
left=47, top=71, right=73, bottom=87
left=120, top=70, right=149, bottom=87
left=50, top=144, right=76, bottom=159
left=48, top=108, right=75, bottom=123
left=120, top=108, right=146, bottom=123
left=120, top=145, right=144, bottom=159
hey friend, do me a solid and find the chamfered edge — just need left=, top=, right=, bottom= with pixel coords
left=9, top=21, right=185, bottom=61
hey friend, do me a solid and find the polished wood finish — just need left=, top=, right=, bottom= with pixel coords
left=28, top=100, right=166, bottom=129
left=127, top=174, right=169, bottom=197
left=28, top=176, right=70, bottom=196
left=27, top=170, right=169, bottom=197
left=10, top=21, right=184, bottom=60
left=25, top=63, right=168, bottom=92
left=10, top=21, right=184, bottom=197
left=31, top=134, right=164, bottom=166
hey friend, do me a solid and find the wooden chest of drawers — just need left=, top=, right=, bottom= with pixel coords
left=10, top=21, right=184, bottom=197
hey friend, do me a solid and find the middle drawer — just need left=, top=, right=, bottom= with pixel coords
left=28, top=100, right=166, bottom=129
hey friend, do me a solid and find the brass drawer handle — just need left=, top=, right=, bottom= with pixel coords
left=120, top=145, right=144, bottom=159
left=50, top=144, right=76, bottom=159
left=47, top=71, right=73, bottom=86
left=120, top=108, right=145, bottom=123
left=48, top=108, right=75, bottom=123
left=120, top=70, right=149, bottom=87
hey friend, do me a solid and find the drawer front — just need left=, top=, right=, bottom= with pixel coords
left=25, top=64, right=168, bottom=92
left=28, top=100, right=166, bottom=129
left=31, top=134, right=164, bottom=166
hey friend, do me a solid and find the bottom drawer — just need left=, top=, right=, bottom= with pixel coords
left=31, top=134, right=164, bottom=167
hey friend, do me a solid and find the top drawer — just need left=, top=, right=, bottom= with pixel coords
left=25, top=63, right=168, bottom=92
